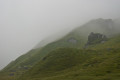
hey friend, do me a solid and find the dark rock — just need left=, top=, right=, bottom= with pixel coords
left=24, top=67, right=29, bottom=70
left=43, top=56, right=47, bottom=61
left=85, top=32, right=107, bottom=47
left=10, top=70, right=16, bottom=72
left=9, top=73, right=14, bottom=76
left=23, top=66, right=29, bottom=70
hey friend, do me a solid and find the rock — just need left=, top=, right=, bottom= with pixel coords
left=10, top=70, right=16, bottom=72
left=68, top=38, right=77, bottom=44
left=101, top=41, right=105, bottom=43
left=9, top=73, right=14, bottom=76
left=107, top=48, right=113, bottom=51
left=85, top=32, right=107, bottom=47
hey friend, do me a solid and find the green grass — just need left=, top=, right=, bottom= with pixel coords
left=1, top=35, right=120, bottom=80
left=3, top=18, right=115, bottom=72
left=1, top=19, right=120, bottom=80
left=18, top=35, right=120, bottom=80
left=2, top=29, right=86, bottom=72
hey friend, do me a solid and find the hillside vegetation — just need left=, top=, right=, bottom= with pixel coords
left=3, top=18, right=117, bottom=72
left=18, top=34, right=120, bottom=80
left=1, top=18, right=120, bottom=80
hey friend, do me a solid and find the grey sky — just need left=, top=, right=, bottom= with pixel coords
left=0, top=0, right=120, bottom=69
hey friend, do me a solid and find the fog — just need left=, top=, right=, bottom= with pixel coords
left=0, top=0, right=120, bottom=69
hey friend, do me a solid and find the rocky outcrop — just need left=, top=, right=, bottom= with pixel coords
left=85, top=32, right=107, bottom=47
left=68, top=38, right=77, bottom=44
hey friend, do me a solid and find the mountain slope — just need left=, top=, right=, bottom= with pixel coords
left=2, top=18, right=119, bottom=75
left=19, top=34, right=120, bottom=80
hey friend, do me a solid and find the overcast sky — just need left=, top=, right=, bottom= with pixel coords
left=0, top=0, right=120, bottom=69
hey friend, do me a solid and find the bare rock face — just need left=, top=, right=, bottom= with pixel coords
left=68, top=38, right=77, bottom=44
left=85, top=32, right=107, bottom=47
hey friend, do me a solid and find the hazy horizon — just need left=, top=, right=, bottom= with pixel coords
left=0, top=0, right=120, bottom=69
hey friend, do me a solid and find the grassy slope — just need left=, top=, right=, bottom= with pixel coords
left=19, top=35, right=120, bottom=80
left=3, top=33, right=86, bottom=71
left=3, top=49, right=41, bottom=71
left=2, top=28, right=85, bottom=72
left=0, top=29, right=87, bottom=80
left=3, top=19, right=114, bottom=72
left=1, top=19, right=118, bottom=80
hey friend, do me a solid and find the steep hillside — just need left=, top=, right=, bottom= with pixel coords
left=2, top=18, right=119, bottom=77
left=3, top=49, right=41, bottom=71
left=19, top=34, right=120, bottom=80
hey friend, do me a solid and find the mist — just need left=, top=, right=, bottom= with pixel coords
left=0, top=0, right=120, bottom=69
